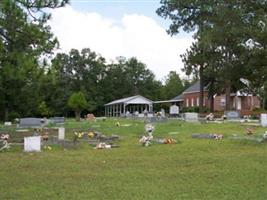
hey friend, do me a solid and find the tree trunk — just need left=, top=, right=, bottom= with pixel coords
left=225, top=80, right=231, bottom=110
left=4, top=107, right=9, bottom=121
left=199, top=66, right=204, bottom=113
left=210, top=95, right=214, bottom=112
left=75, top=110, right=81, bottom=121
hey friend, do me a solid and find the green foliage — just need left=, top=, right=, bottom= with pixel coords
left=67, top=91, right=87, bottom=121
left=0, top=0, right=68, bottom=120
left=67, top=92, right=88, bottom=111
left=157, top=0, right=267, bottom=110
left=38, top=101, right=52, bottom=117
left=51, top=52, right=164, bottom=116
left=181, top=106, right=210, bottom=113
left=162, top=71, right=184, bottom=99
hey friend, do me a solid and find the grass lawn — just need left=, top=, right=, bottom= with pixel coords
left=0, top=118, right=267, bottom=200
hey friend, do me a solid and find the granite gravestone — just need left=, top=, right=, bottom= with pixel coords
left=224, top=111, right=240, bottom=119
left=50, top=117, right=65, bottom=125
left=184, top=112, right=199, bottom=122
left=19, top=118, right=44, bottom=128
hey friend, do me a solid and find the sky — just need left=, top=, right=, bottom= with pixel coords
left=48, top=0, right=194, bottom=81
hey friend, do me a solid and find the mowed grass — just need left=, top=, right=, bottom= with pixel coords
left=0, top=118, right=267, bottom=200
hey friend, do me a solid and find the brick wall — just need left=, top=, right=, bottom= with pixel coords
left=182, top=92, right=261, bottom=111
left=183, top=92, right=209, bottom=108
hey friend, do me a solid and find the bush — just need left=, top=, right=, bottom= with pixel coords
left=9, top=112, right=21, bottom=121
left=181, top=106, right=210, bottom=113
left=252, top=107, right=266, bottom=112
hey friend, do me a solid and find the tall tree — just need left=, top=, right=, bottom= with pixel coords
left=157, top=1, right=267, bottom=110
left=162, top=71, right=184, bottom=99
left=68, top=91, right=88, bottom=121
left=0, top=0, right=68, bottom=120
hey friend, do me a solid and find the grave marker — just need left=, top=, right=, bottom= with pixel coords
left=19, top=118, right=44, bottom=128
left=24, top=136, right=41, bottom=152
left=225, top=111, right=240, bottom=119
left=260, top=114, right=267, bottom=127
left=4, top=122, right=12, bottom=126
left=184, top=112, right=199, bottom=122
left=50, top=117, right=65, bottom=125
left=58, top=127, right=65, bottom=140
left=170, top=105, right=179, bottom=115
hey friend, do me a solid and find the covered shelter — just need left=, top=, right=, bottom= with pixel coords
left=104, top=95, right=153, bottom=117
left=153, top=94, right=184, bottom=114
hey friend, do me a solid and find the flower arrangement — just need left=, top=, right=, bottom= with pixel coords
left=0, top=134, right=10, bottom=151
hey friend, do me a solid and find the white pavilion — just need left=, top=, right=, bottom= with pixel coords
left=104, top=95, right=153, bottom=117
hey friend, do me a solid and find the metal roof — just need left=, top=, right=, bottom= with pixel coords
left=183, top=80, right=208, bottom=94
left=171, top=94, right=184, bottom=101
left=105, top=95, right=153, bottom=106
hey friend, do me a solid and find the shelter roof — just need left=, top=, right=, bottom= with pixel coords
left=105, top=95, right=153, bottom=106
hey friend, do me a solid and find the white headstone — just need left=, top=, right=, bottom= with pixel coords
left=160, top=109, right=165, bottom=117
left=4, top=122, right=12, bottom=126
left=58, top=127, right=65, bottom=140
left=24, top=136, right=41, bottom=152
left=260, top=114, right=267, bottom=127
left=184, top=112, right=199, bottom=122
left=170, top=105, right=179, bottom=115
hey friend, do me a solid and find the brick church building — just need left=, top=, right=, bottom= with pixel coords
left=171, top=81, right=260, bottom=112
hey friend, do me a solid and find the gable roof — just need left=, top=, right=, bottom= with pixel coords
left=183, top=80, right=208, bottom=94
left=171, top=94, right=184, bottom=101
left=105, top=95, right=153, bottom=106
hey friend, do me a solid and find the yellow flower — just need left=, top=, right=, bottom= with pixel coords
left=88, top=132, right=94, bottom=138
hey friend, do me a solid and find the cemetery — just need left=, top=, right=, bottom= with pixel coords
left=1, top=116, right=267, bottom=199
left=1, top=1, right=267, bottom=199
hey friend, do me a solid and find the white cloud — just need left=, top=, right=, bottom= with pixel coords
left=48, top=6, right=193, bottom=80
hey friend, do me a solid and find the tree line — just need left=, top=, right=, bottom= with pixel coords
left=0, top=0, right=189, bottom=120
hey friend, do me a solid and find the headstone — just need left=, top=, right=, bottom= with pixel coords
left=260, top=114, right=267, bottom=127
left=147, top=113, right=153, bottom=118
left=24, top=136, right=41, bottom=152
left=19, top=118, right=44, bottom=128
left=4, top=122, right=12, bottom=126
left=143, top=109, right=148, bottom=117
left=50, top=117, right=64, bottom=125
left=58, top=127, right=65, bottom=140
left=170, top=105, right=179, bottom=115
left=224, top=111, right=240, bottom=119
left=138, top=113, right=144, bottom=118
left=125, top=111, right=132, bottom=118
left=160, top=109, right=165, bottom=117
left=184, top=112, right=199, bottom=122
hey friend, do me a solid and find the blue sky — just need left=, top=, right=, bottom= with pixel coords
left=71, top=1, right=159, bottom=18
left=49, top=0, right=194, bottom=80
left=70, top=0, right=170, bottom=27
